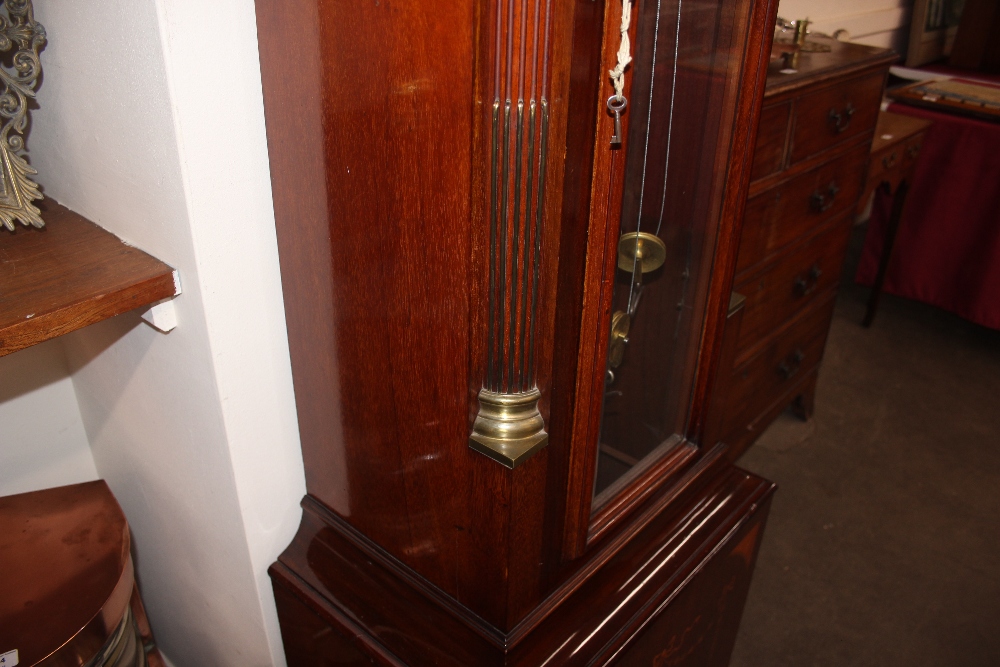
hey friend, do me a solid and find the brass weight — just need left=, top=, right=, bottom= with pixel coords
left=617, top=231, right=667, bottom=274
left=607, top=232, right=665, bottom=376
left=607, top=310, right=630, bottom=369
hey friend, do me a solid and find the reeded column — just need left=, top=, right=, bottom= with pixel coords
left=469, top=0, right=553, bottom=469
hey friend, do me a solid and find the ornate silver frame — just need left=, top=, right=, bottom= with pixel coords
left=0, top=0, right=44, bottom=231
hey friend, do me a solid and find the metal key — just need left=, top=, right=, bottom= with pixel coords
left=608, top=95, right=627, bottom=145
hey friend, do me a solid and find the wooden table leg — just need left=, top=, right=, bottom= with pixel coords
left=863, top=180, right=909, bottom=327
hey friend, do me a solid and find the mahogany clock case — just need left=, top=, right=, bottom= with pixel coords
left=254, top=0, right=779, bottom=662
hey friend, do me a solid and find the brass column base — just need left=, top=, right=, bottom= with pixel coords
left=469, top=388, right=548, bottom=468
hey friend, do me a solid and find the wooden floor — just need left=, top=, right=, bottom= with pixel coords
left=731, top=225, right=1000, bottom=666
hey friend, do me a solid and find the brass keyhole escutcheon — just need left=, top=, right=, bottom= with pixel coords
left=607, top=310, right=631, bottom=369
left=618, top=231, right=667, bottom=275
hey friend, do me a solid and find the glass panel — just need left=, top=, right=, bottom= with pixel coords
left=593, top=0, right=748, bottom=503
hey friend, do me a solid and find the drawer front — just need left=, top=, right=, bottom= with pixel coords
left=738, top=143, right=867, bottom=275
left=902, top=133, right=926, bottom=169
left=750, top=102, right=791, bottom=182
left=863, top=131, right=927, bottom=199
left=721, top=294, right=835, bottom=438
left=734, top=216, right=851, bottom=362
left=868, top=142, right=903, bottom=184
left=789, top=71, right=885, bottom=164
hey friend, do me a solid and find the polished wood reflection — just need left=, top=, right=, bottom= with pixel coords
left=0, top=481, right=163, bottom=667
left=0, top=200, right=177, bottom=357
left=271, top=464, right=774, bottom=666
left=257, top=0, right=781, bottom=659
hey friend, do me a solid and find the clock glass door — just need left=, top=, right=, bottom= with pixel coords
left=593, top=0, right=753, bottom=504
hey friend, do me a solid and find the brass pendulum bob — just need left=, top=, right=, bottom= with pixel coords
left=606, top=231, right=665, bottom=384
left=618, top=231, right=667, bottom=275
left=606, top=232, right=667, bottom=384
left=607, top=310, right=631, bottom=370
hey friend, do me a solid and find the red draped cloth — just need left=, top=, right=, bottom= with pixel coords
left=856, top=103, right=1000, bottom=330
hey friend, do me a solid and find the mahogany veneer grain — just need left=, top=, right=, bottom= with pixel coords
left=257, top=0, right=782, bottom=657
left=0, top=199, right=177, bottom=357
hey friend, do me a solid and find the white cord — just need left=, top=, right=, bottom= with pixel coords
left=609, top=0, right=633, bottom=100
left=626, top=0, right=656, bottom=314
left=655, top=0, right=682, bottom=237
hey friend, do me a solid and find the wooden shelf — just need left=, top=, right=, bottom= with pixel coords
left=0, top=199, right=178, bottom=357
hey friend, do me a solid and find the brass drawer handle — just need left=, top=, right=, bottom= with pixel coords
left=882, top=152, right=897, bottom=169
left=794, top=263, right=823, bottom=296
left=778, top=348, right=806, bottom=379
left=907, top=143, right=921, bottom=159
left=810, top=181, right=840, bottom=212
left=828, top=103, right=855, bottom=133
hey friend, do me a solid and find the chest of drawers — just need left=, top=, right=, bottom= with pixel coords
left=718, top=40, right=896, bottom=458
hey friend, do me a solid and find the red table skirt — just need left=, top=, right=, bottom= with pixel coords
left=856, top=103, right=1000, bottom=330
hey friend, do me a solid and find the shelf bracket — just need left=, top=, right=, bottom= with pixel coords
left=141, top=270, right=182, bottom=333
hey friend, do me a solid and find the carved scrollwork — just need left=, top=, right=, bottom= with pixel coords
left=0, top=0, right=44, bottom=231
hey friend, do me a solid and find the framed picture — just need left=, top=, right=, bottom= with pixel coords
left=906, top=0, right=965, bottom=67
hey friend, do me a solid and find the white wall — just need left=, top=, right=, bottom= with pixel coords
left=778, top=0, right=913, bottom=52
left=20, top=1, right=305, bottom=665
left=0, top=339, right=96, bottom=496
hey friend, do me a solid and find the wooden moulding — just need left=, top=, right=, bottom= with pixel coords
left=0, top=198, right=178, bottom=356
left=270, top=464, right=775, bottom=666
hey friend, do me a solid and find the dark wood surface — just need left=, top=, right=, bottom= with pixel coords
left=721, top=291, right=836, bottom=453
left=257, top=0, right=478, bottom=615
left=764, top=38, right=897, bottom=97
left=681, top=0, right=782, bottom=451
left=787, top=71, right=885, bottom=164
left=863, top=112, right=933, bottom=202
left=608, top=486, right=772, bottom=667
left=256, top=0, right=588, bottom=628
left=859, top=112, right=933, bottom=327
left=0, top=481, right=165, bottom=667
left=256, top=0, right=780, bottom=658
left=0, top=200, right=177, bottom=357
left=270, top=581, right=383, bottom=666
left=750, top=102, right=792, bottom=181
left=272, top=464, right=774, bottom=666
left=738, top=143, right=868, bottom=276
left=733, top=215, right=852, bottom=363
left=717, top=41, right=893, bottom=459
left=869, top=111, right=934, bottom=153
left=0, top=481, right=131, bottom=666
left=701, top=293, right=746, bottom=456
left=724, top=367, right=819, bottom=458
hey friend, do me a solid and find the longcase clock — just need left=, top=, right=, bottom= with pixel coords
left=255, top=0, right=779, bottom=661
